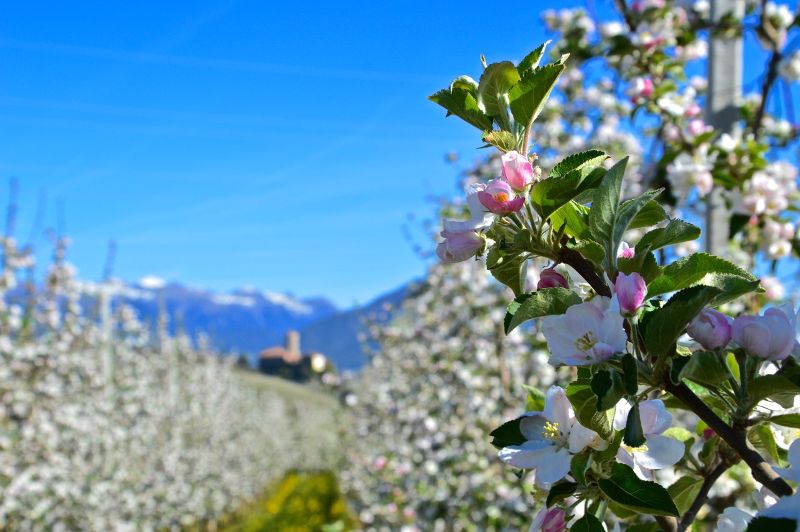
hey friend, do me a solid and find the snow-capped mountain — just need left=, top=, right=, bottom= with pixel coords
left=109, top=278, right=406, bottom=370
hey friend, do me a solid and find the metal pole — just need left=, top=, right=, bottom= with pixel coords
left=705, top=0, right=744, bottom=256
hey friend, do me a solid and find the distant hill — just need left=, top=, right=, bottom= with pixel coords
left=107, top=278, right=409, bottom=370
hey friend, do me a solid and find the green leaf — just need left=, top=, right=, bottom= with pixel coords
left=618, top=251, right=661, bottom=284
left=627, top=199, right=667, bottom=230
left=477, top=61, right=520, bottom=119
left=571, top=452, right=592, bottom=486
left=550, top=201, right=590, bottom=238
left=546, top=481, right=578, bottom=507
left=487, top=248, right=527, bottom=297
left=624, top=403, right=646, bottom=447
left=667, top=476, right=703, bottom=514
left=429, top=86, right=493, bottom=131
left=642, top=286, right=723, bottom=358
left=646, top=253, right=761, bottom=305
left=566, top=381, right=614, bottom=440
left=482, top=130, right=517, bottom=152
left=636, top=219, right=701, bottom=254
left=449, top=75, right=479, bottom=92
left=504, top=287, right=582, bottom=333
left=622, top=353, right=639, bottom=395
left=746, top=517, right=797, bottom=531
left=489, top=416, right=527, bottom=448
left=768, top=414, right=800, bottom=428
left=598, top=463, right=679, bottom=516
left=570, top=240, right=605, bottom=268
left=748, top=367, right=800, bottom=408
left=508, top=57, right=568, bottom=130
left=676, top=350, right=730, bottom=389
left=549, top=149, right=608, bottom=178
left=530, top=167, right=605, bottom=219
left=588, top=157, right=628, bottom=266
left=571, top=514, right=605, bottom=532
left=517, top=40, right=551, bottom=76
left=523, top=384, right=546, bottom=411
left=591, top=369, right=625, bottom=411
left=749, top=425, right=783, bottom=465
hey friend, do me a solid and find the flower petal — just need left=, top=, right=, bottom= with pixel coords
left=532, top=447, right=572, bottom=485
left=498, top=439, right=554, bottom=469
left=635, top=435, right=684, bottom=470
left=544, top=386, right=574, bottom=430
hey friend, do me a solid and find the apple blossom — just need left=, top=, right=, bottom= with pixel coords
left=501, top=151, right=535, bottom=191
left=618, top=241, right=635, bottom=259
left=442, top=183, right=494, bottom=234
left=529, top=507, right=567, bottom=532
left=541, top=296, right=627, bottom=365
left=687, top=308, right=732, bottom=350
left=478, top=179, right=525, bottom=215
left=613, top=399, right=684, bottom=479
left=538, top=268, right=568, bottom=289
left=775, top=439, right=800, bottom=483
left=733, top=307, right=796, bottom=361
left=435, top=230, right=484, bottom=264
left=614, top=272, right=646, bottom=315
left=499, top=386, right=607, bottom=485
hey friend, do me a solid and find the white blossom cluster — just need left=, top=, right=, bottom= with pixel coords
left=0, top=234, right=338, bottom=529
left=342, top=248, right=558, bottom=530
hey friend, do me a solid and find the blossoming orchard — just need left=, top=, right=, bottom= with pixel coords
left=344, top=1, right=800, bottom=531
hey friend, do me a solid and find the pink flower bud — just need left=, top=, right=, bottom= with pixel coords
left=501, top=151, right=534, bottom=191
left=702, top=427, right=716, bottom=440
left=615, top=272, right=647, bottom=315
left=477, top=179, right=525, bottom=215
left=538, top=268, right=568, bottom=289
left=618, top=241, right=635, bottom=259
left=435, top=230, right=483, bottom=263
left=732, top=308, right=796, bottom=361
left=687, top=308, right=732, bottom=350
left=540, top=508, right=566, bottom=532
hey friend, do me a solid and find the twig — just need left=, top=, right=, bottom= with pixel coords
left=678, top=461, right=731, bottom=530
left=557, top=247, right=612, bottom=297
left=664, top=380, right=793, bottom=497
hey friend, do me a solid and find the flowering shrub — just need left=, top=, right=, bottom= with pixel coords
left=428, top=33, right=800, bottom=531
left=0, top=231, right=342, bottom=529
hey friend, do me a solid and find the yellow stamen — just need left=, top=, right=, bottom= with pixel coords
left=542, top=421, right=560, bottom=440
left=622, top=443, right=649, bottom=453
left=575, top=331, right=598, bottom=352
left=494, top=192, right=510, bottom=202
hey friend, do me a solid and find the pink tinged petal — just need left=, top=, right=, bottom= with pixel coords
left=436, top=231, right=483, bottom=263
left=765, top=308, right=795, bottom=360
left=635, top=435, right=684, bottom=470
left=618, top=241, right=635, bottom=259
left=589, top=342, right=615, bottom=363
left=638, top=399, right=672, bottom=437
left=615, top=272, right=647, bottom=315
left=733, top=317, right=772, bottom=359
left=788, top=439, right=800, bottom=469
left=687, top=308, right=732, bottom=350
left=774, top=439, right=800, bottom=483
left=498, top=439, right=555, bottom=469
left=544, top=386, right=574, bottom=430
left=538, top=268, right=569, bottom=289
left=540, top=508, right=567, bottom=532
left=502, top=151, right=534, bottom=191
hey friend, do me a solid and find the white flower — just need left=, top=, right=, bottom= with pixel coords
left=755, top=492, right=800, bottom=529
left=499, top=386, right=608, bottom=486
left=541, top=296, right=628, bottom=366
left=717, top=507, right=753, bottom=532
left=775, top=439, right=800, bottom=482
left=613, top=399, right=685, bottom=479
left=443, top=183, right=495, bottom=234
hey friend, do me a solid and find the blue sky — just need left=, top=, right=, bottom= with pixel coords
left=0, top=1, right=793, bottom=308
left=0, top=0, right=603, bottom=307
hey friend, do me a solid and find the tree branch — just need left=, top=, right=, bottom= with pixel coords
left=678, top=461, right=731, bottom=531
left=557, top=247, right=612, bottom=297
left=664, top=380, right=793, bottom=497
left=655, top=515, right=678, bottom=532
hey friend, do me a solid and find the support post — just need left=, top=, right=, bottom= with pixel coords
left=705, top=0, right=744, bottom=255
